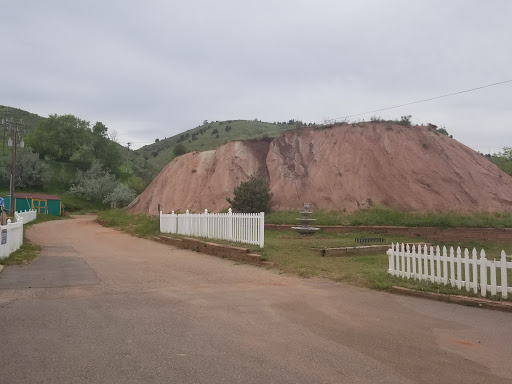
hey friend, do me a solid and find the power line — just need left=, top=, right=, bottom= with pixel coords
left=324, top=79, right=512, bottom=123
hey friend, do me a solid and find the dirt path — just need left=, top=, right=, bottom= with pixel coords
left=1, top=215, right=511, bottom=383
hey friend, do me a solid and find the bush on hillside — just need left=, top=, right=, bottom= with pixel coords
left=173, top=143, right=187, bottom=157
left=15, top=148, right=51, bottom=189
left=103, top=183, right=136, bottom=208
left=226, top=176, right=272, bottom=213
left=0, top=148, right=50, bottom=189
left=69, top=162, right=116, bottom=201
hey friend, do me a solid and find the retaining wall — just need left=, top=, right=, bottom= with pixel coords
left=154, top=236, right=265, bottom=264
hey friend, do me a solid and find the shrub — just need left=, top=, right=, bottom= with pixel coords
left=226, top=176, right=272, bottom=213
left=69, top=162, right=116, bottom=201
left=398, top=115, right=412, bottom=126
left=437, top=127, right=450, bottom=136
left=173, top=143, right=187, bottom=157
left=103, top=183, right=136, bottom=208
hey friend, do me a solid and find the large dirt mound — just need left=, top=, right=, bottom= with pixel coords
left=128, top=139, right=270, bottom=214
left=128, top=123, right=512, bottom=214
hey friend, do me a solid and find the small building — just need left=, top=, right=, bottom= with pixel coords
left=3, top=193, right=62, bottom=216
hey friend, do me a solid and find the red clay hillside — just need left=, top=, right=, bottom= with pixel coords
left=127, top=123, right=512, bottom=214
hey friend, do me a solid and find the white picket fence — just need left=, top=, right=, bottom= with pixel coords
left=387, top=243, right=512, bottom=299
left=0, top=217, right=24, bottom=259
left=160, top=208, right=265, bottom=248
left=16, top=209, right=37, bottom=224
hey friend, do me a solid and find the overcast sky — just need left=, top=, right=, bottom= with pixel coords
left=1, top=1, right=511, bottom=152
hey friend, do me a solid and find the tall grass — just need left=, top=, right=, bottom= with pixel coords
left=97, top=209, right=159, bottom=237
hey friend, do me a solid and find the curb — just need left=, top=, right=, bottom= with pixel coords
left=390, top=286, right=512, bottom=313
left=153, top=236, right=271, bottom=266
left=0, top=265, right=3, bottom=273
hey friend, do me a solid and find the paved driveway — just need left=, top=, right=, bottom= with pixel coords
left=0, top=216, right=511, bottom=383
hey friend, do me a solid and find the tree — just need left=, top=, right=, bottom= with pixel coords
left=130, top=153, right=157, bottom=184
left=103, top=183, right=136, bottom=208
left=89, top=122, right=122, bottom=172
left=173, top=143, right=187, bottom=157
left=226, top=176, right=272, bottom=213
left=70, top=144, right=96, bottom=170
left=25, top=114, right=89, bottom=161
left=126, top=174, right=146, bottom=195
left=108, top=129, right=119, bottom=143
left=69, top=162, right=116, bottom=201
left=0, top=149, right=50, bottom=189
left=0, top=156, right=10, bottom=189
left=14, top=148, right=50, bottom=189
left=491, top=147, right=512, bottom=176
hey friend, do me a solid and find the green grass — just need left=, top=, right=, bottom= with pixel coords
left=266, top=207, right=512, bottom=228
left=97, top=209, right=160, bottom=237
left=59, top=192, right=106, bottom=214
left=0, top=214, right=64, bottom=266
left=260, top=231, right=512, bottom=297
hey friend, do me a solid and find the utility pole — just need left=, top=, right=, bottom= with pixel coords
left=3, top=116, right=26, bottom=215
left=2, top=108, right=9, bottom=154
left=126, top=142, right=131, bottom=173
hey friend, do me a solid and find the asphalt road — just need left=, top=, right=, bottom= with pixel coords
left=0, top=216, right=511, bottom=383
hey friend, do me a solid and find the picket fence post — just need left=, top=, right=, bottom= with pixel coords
left=501, top=251, right=508, bottom=299
left=472, top=248, right=478, bottom=294
left=464, top=248, right=470, bottom=292
left=456, top=247, right=462, bottom=290
left=480, top=249, right=487, bottom=297
left=490, top=257, right=497, bottom=296
left=388, top=243, right=395, bottom=274
left=259, top=212, right=264, bottom=249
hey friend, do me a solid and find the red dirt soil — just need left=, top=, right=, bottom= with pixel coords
left=128, top=123, right=512, bottom=215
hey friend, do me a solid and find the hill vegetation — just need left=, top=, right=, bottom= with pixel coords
left=486, top=147, right=512, bottom=177
left=0, top=106, right=156, bottom=212
left=0, top=105, right=44, bottom=134
left=136, top=119, right=307, bottom=171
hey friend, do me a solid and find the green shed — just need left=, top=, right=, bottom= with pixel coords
left=4, top=193, right=62, bottom=216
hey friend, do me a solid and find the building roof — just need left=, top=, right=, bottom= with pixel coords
left=12, top=193, right=61, bottom=201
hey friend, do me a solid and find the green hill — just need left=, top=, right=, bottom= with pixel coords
left=0, top=105, right=45, bottom=132
left=137, top=119, right=305, bottom=171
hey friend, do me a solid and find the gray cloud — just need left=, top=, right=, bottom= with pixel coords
left=1, top=0, right=511, bottom=152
